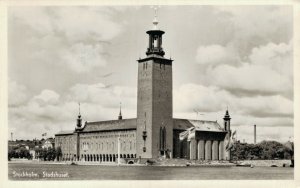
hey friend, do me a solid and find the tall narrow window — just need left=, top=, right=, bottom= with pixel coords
left=163, top=127, right=166, bottom=150
left=160, top=127, right=163, bottom=151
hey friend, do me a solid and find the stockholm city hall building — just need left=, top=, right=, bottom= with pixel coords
left=55, top=15, right=232, bottom=163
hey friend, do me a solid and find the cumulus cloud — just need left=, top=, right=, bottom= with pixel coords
left=8, top=82, right=137, bottom=139
left=215, top=6, right=292, bottom=57
left=8, top=79, right=31, bottom=107
left=54, top=7, right=122, bottom=42
left=196, top=44, right=238, bottom=66
left=9, top=7, right=124, bottom=73
left=32, top=89, right=60, bottom=105
left=199, top=41, right=293, bottom=98
left=10, top=7, right=122, bottom=42
left=194, top=7, right=293, bottom=98
left=174, top=84, right=228, bottom=113
left=61, top=43, right=107, bottom=73
left=173, top=83, right=293, bottom=143
left=67, top=83, right=137, bottom=109
left=249, top=41, right=293, bottom=78
left=173, top=83, right=293, bottom=122
left=209, top=64, right=292, bottom=96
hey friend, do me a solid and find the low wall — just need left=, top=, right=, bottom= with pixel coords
left=236, top=160, right=291, bottom=167
left=10, top=158, right=29, bottom=161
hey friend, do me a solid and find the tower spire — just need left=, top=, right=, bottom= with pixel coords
left=118, top=102, right=122, bottom=120
left=151, top=6, right=160, bottom=30
left=78, top=102, right=81, bottom=117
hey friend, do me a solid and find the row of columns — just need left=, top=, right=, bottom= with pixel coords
left=62, top=154, right=136, bottom=162
left=190, top=139, right=226, bottom=160
left=81, top=154, right=136, bottom=162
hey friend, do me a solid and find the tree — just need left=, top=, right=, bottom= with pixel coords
left=284, top=141, right=294, bottom=167
left=231, top=140, right=291, bottom=160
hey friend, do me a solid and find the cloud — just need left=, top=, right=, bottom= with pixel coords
left=209, top=64, right=291, bottom=96
left=174, top=83, right=293, bottom=121
left=9, top=7, right=124, bottom=74
left=53, top=7, right=123, bottom=42
left=10, top=7, right=123, bottom=42
left=8, top=82, right=137, bottom=139
left=249, top=41, right=293, bottom=78
left=200, top=41, right=293, bottom=97
left=8, top=79, right=31, bottom=107
left=195, top=44, right=238, bottom=66
left=173, top=83, right=293, bottom=143
left=32, top=89, right=60, bottom=106
left=9, top=8, right=54, bottom=35
left=67, top=83, right=137, bottom=109
left=174, top=84, right=228, bottom=113
left=61, top=43, right=107, bottom=73
left=215, top=6, right=292, bottom=57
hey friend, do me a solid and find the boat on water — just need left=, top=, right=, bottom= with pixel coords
left=236, top=164, right=251, bottom=167
left=235, top=162, right=254, bottom=168
left=70, top=162, right=78, bottom=165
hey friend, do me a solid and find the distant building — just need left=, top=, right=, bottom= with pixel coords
left=55, top=15, right=232, bottom=163
left=29, top=149, right=36, bottom=159
left=42, top=138, right=55, bottom=149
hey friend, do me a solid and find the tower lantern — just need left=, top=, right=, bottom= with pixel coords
left=146, top=7, right=165, bottom=57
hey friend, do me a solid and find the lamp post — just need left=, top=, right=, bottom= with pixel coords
left=142, top=130, right=147, bottom=152
left=117, top=133, right=121, bottom=166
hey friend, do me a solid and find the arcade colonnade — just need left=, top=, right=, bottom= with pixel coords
left=62, top=153, right=137, bottom=162
left=189, top=138, right=227, bottom=160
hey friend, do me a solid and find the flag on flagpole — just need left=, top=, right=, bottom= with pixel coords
left=225, top=130, right=236, bottom=151
left=179, top=127, right=195, bottom=141
left=232, top=130, right=237, bottom=142
left=225, top=133, right=230, bottom=151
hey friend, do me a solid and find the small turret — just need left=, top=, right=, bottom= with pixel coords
left=223, top=108, right=231, bottom=131
left=118, top=102, right=122, bottom=120
left=76, top=103, right=83, bottom=130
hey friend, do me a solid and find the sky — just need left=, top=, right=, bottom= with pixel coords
left=8, top=5, right=293, bottom=143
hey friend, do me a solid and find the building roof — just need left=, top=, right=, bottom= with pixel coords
left=56, top=118, right=225, bottom=135
left=173, top=118, right=226, bottom=132
left=81, top=118, right=137, bottom=132
left=55, top=130, right=74, bottom=135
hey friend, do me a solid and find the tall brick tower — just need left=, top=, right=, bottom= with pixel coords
left=136, top=13, right=173, bottom=159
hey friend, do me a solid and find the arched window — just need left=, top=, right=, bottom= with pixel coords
left=159, top=127, right=166, bottom=152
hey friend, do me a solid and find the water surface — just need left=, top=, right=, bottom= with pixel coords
left=8, top=163, right=293, bottom=180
